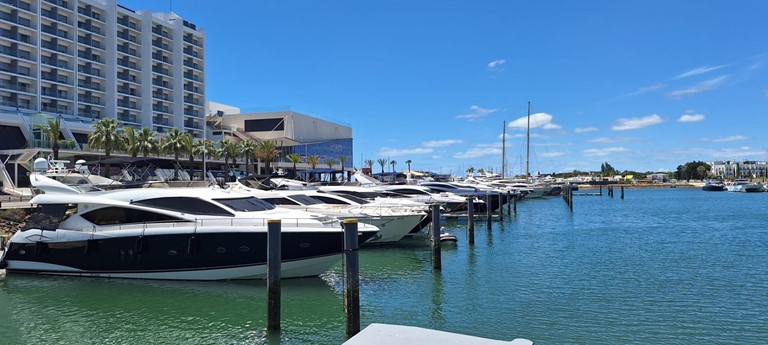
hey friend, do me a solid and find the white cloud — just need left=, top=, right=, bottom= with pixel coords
left=540, top=151, right=566, bottom=158
left=422, top=139, right=463, bottom=147
left=487, top=59, right=506, bottom=71
left=582, top=147, right=629, bottom=156
left=456, top=105, right=499, bottom=121
left=678, top=113, right=705, bottom=122
left=611, top=114, right=663, bottom=131
left=587, top=137, right=636, bottom=143
left=667, top=76, right=728, bottom=97
left=623, top=83, right=666, bottom=97
left=377, top=147, right=433, bottom=157
left=574, top=127, right=598, bottom=133
left=508, top=113, right=561, bottom=130
left=453, top=146, right=502, bottom=159
left=702, top=135, right=748, bottom=142
left=674, top=65, right=728, bottom=79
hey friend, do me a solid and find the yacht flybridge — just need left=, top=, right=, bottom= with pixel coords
left=0, top=186, right=379, bottom=280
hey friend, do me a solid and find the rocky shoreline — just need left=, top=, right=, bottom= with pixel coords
left=0, top=209, right=29, bottom=237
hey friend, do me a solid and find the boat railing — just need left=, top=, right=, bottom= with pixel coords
left=78, top=217, right=340, bottom=232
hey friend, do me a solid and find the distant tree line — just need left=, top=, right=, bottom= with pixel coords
left=675, top=161, right=711, bottom=181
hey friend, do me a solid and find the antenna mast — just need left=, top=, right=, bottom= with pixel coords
left=526, top=101, right=531, bottom=179
left=501, top=120, right=506, bottom=178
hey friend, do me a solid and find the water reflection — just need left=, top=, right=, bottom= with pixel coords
left=0, top=275, right=345, bottom=344
left=429, top=271, right=445, bottom=328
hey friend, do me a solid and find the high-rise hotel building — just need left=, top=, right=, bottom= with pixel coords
left=0, top=0, right=205, bottom=143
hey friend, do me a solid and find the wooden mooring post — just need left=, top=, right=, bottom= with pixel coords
left=466, top=197, right=475, bottom=244
left=506, top=191, right=512, bottom=215
left=513, top=197, right=517, bottom=215
left=430, top=204, right=442, bottom=270
left=497, top=192, right=504, bottom=221
left=621, top=185, right=625, bottom=199
left=342, top=219, right=361, bottom=338
left=267, top=219, right=282, bottom=333
left=485, top=193, right=492, bottom=229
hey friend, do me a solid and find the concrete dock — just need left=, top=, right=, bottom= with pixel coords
left=343, top=323, right=533, bottom=345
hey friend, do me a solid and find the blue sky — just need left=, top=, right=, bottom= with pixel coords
left=123, top=0, right=768, bottom=176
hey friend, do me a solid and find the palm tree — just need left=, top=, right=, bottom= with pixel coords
left=466, top=166, right=475, bottom=177
left=239, top=140, right=257, bottom=175
left=253, top=140, right=280, bottom=174
left=307, top=155, right=320, bottom=169
left=161, top=128, right=188, bottom=180
left=136, top=128, right=158, bottom=157
left=405, top=159, right=412, bottom=173
left=390, top=160, right=397, bottom=173
left=181, top=133, right=196, bottom=179
left=287, top=153, right=302, bottom=178
left=45, top=117, right=62, bottom=160
left=338, top=155, right=348, bottom=181
left=88, top=118, right=124, bottom=177
left=193, top=138, right=215, bottom=180
left=377, top=158, right=388, bottom=174
left=365, top=159, right=374, bottom=175
left=123, top=126, right=139, bottom=157
left=219, top=139, right=239, bottom=181
left=325, top=158, right=337, bottom=168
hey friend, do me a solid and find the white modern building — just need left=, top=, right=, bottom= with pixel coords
left=0, top=0, right=206, bottom=144
left=206, top=105, right=354, bottom=172
left=709, top=160, right=768, bottom=179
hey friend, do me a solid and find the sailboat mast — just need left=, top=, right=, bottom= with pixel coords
left=501, top=120, right=506, bottom=178
left=526, top=101, right=530, bottom=179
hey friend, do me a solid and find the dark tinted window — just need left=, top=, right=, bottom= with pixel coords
left=260, top=197, right=300, bottom=206
left=214, top=197, right=276, bottom=212
left=311, top=195, right=354, bottom=205
left=132, top=197, right=234, bottom=216
left=289, top=195, right=323, bottom=205
left=81, top=206, right=183, bottom=225
left=244, top=118, right=284, bottom=132
left=327, top=192, right=371, bottom=204
left=392, top=188, right=430, bottom=196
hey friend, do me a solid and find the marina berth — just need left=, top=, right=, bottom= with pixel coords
left=0, top=187, right=379, bottom=280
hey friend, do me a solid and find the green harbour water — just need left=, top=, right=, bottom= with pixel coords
left=1, top=188, right=767, bottom=344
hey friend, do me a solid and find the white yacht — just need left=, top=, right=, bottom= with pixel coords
left=227, top=184, right=426, bottom=244
left=725, top=178, right=763, bottom=193
left=0, top=187, right=379, bottom=280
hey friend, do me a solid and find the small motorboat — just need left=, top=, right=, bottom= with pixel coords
left=439, top=227, right=458, bottom=243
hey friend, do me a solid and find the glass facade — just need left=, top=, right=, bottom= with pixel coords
left=281, top=138, right=353, bottom=168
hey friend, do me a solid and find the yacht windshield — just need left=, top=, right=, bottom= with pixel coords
left=289, top=195, right=324, bottom=205
left=132, top=197, right=234, bottom=216
left=214, top=197, right=276, bottom=212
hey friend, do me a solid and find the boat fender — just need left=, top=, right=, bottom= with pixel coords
left=34, top=241, right=48, bottom=256
left=187, top=236, right=200, bottom=255
left=84, top=238, right=100, bottom=255
left=0, top=260, right=6, bottom=269
left=135, top=236, right=148, bottom=254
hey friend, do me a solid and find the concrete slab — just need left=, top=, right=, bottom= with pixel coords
left=343, top=323, right=533, bottom=345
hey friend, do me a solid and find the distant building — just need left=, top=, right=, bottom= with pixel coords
left=708, top=160, right=768, bottom=179
left=647, top=173, right=669, bottom=183
left=0, top=0, right=206, bottom=140
left=206, top=106, right=353, bottom=172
